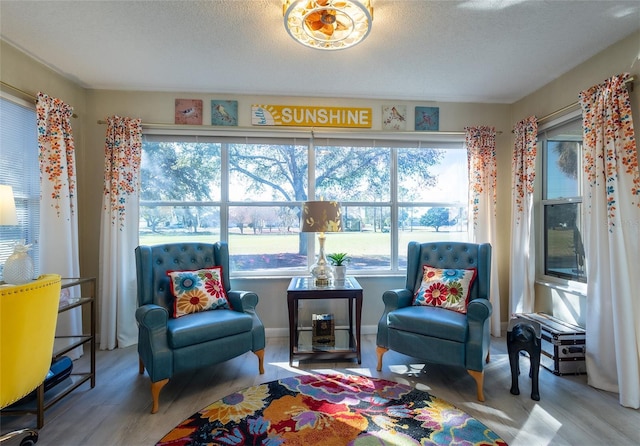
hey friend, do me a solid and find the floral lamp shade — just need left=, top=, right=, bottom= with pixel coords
left=301, top=201, right=343, bottom=233
left=301, top=201, right=342, bottom=287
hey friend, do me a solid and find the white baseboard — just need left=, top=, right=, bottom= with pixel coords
left=267, top=325, right=504, bottom=339
left=266, top=325, right=378, bottom=339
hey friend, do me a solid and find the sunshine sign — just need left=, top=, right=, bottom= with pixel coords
left=252, top=105, right=372, bottom=128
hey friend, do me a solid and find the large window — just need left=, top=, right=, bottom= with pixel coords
left=540, top=116, right=586, bottom=283
left=0, top=96, right=40, bottom=279
left=140, top=133, right=469, bottom=275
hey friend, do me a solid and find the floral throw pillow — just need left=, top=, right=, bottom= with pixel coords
left=167, top=267, right=230, bottom=318
left=413, top=265, right=477, bottom=314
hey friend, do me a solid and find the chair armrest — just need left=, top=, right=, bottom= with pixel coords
left=377, top=288, right=413, bottom=348
left=227, top=290, right=265, bottom=351
left=465, top=298, right=492, bottom=371
left=135, top=304, right=172, bottom=382
left=382, top=288, right=413, bottom=311
left=136, top=303, right=169, bottom=328
left=467, top=298, right=492, bottom=323
left=227, top=290, right=259, bottom=313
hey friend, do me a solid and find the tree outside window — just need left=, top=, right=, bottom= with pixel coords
left=139, top=136, right=470, bottom=275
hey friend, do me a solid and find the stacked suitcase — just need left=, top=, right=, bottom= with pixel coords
left=518, top=313, right=586, bottom=375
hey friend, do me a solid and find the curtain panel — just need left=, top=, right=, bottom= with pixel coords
left=36, top=92, right=83, bottom=358
left=509, top=116, right=537, bottom=315
left=99, top=116, right=142, bottom=349
left=579, top=73, right=640, bottom=409
left=465, top=126, right=501, bottom=337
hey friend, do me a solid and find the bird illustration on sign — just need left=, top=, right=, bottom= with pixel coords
left=211, top=100, right=238, bottom=126
left=382, top=105, right=407, bottom=131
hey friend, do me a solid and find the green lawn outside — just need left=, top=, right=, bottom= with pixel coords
left=139, top=228, right=469, bottom=270
left=139, top=228, right=467, bottom=255
left=546, top=228, right=575, bottom=257
left=546, top=228, right=583, bottom=276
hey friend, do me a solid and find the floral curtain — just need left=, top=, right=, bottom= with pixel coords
left=99, top=116, right=142, bottom=350
left=36, top=92, right=82, bottom=358
left=509, top=116, right=538, bottom=315
left=465, top=126, right=501, bottom=337
left=579, top=73, right=640, bottom=409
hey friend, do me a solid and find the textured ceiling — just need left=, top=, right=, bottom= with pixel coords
left=1, top=0, right=639, bottom=103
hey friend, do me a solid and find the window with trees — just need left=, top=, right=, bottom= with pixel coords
left=140, top=133, right=469, bottom=276
left=540, top=115, right=586, bottom=283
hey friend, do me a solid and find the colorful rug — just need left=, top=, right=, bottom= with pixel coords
left=157, top=374, right=508, bottom=446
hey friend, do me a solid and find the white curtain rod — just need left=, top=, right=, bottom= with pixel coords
left=96, top=120, right=502, bottom=139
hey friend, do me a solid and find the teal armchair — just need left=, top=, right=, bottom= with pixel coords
left=135, top=242, right=265, bottom=413
left=376, top=241, right=492, bottom=401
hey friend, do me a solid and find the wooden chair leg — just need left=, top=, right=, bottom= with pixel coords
left=376, top=346, right=388, bottom=372
left=467, top=369, right=485, bottom=402
left=138, top=357, right=145, bottom=375
left=150, top=379, right=169, bottom=414
left=254, top=349, right=265, bottom=374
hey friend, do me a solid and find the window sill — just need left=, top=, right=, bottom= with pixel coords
left=535, top=277, right=587, bottom=297
left=231, top=272, right=406, bottom=281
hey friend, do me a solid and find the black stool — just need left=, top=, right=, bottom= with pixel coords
left=507, top=317, right=542, bottom=401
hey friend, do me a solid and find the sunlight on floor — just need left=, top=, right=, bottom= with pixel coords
left=268, top=361, right=376, bottom=379
left=388, top=363, right=427, bottom=377
left=386, top=363, right=433, bottom=391
left=462, top=400, right=513, bottom=426
left=267, top=361, right=312, bottom=374
left=268, top=360, right=530, bottom=398
left=511, top=405, right=561, bottom=446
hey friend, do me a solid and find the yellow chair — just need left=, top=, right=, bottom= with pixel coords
left=1, top=274, right=61, bottom=445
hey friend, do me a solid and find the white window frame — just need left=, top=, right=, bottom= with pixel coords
left=536, top=109, right=587, bottom=292
left=140, top=128, right=468, bottom=277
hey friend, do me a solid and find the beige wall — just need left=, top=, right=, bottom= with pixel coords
left=2, top=30, right=638, bottom=336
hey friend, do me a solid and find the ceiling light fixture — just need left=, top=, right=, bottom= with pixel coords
left=283, top=0, right=373, bottom=50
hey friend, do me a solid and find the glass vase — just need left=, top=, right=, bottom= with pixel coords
left=3, top=241, right=35, bottom=285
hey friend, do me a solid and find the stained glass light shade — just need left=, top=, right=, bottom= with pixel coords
left=284, top=0, right=373, bottom=50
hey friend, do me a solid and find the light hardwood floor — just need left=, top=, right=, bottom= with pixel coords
left=2, top=335, right=638, bottom=446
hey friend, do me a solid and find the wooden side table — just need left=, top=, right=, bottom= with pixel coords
left=287, top=276, right=363, bottom=365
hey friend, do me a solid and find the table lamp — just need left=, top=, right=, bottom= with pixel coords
left=301, top=200, right=343, bottom=287
left=1, top=185, right=35, bottom=285
left=0, top=185, right=18, bottom=226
